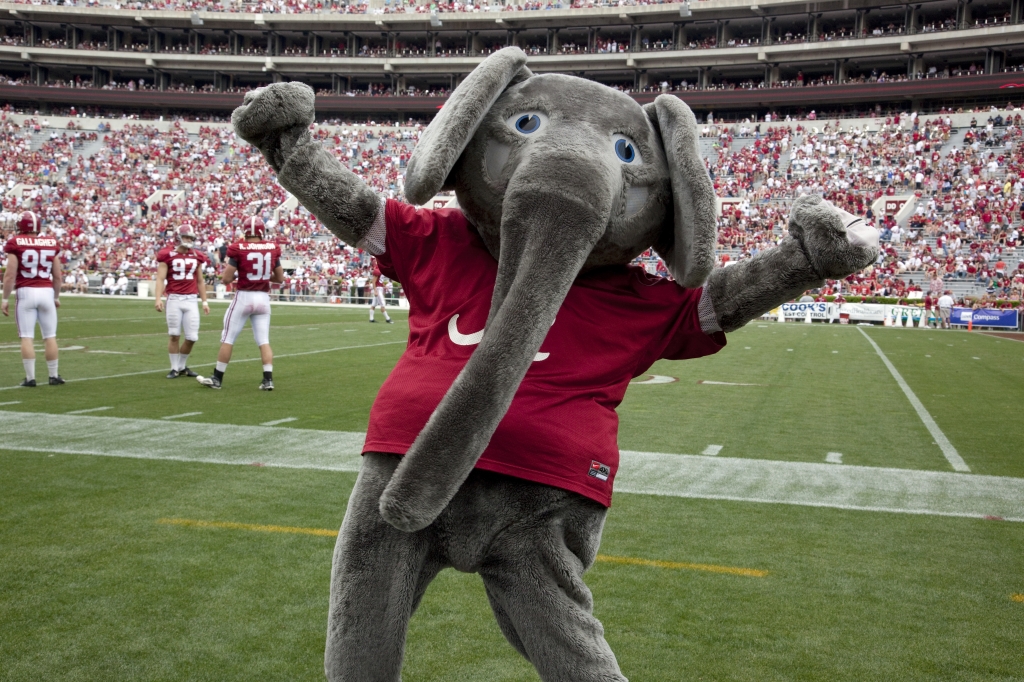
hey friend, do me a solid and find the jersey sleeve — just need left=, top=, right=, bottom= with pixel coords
left=632, top=279, right=726, bottom=372
left=377, top=199, right=452, bottom=285
left=4, top=238, right=20, bottom=259
left=156, top=247, right=171, bottom=265
left=225, top=244, right=240, bottom=266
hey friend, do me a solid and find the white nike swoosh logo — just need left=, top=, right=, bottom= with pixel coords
left=447, top=314, right=549, bottom=362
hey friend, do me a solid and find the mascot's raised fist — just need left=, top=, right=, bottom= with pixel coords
left=787, top=193, right=880, bottom=280
left=231, top=82, right=315, bottom=172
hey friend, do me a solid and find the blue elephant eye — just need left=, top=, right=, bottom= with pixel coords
left=615, top=138, right=636, bottom=163
left=515, top=114, right=541, bottom=134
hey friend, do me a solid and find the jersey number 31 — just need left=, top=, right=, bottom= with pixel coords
left=246, top=252, right=273, bottom=281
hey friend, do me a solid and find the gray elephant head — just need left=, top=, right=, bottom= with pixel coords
left=379, top=47, right=718, bottom=531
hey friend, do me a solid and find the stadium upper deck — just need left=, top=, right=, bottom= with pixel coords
left=1, top=0, right=1023, bottom=118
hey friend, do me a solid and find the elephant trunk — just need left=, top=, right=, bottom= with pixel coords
left=378, top=182, right=612, bottom=532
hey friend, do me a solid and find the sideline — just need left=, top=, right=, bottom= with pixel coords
left=0, top=340, right=405, bottom=391
left=2, top=410, right=1021, bottom=521
left=59, top=292, right=409, bottom=311
left=856, top=326, right=970, bottom=473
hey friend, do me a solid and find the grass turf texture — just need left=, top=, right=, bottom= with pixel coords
left=2, top=298, right=1023, bottom=680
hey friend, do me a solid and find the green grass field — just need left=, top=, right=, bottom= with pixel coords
left=2, top=297, right=1022, bottom=681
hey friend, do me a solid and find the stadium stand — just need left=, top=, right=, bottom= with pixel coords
left=1, top=0, right=1023, bottom=308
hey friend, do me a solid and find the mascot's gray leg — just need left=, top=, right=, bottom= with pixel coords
left=325, top=452, right=442, bottom=682
left=475, top=492, right=627, bottom=682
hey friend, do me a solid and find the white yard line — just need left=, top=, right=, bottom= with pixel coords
left=66, top=406, right=113, bottom=415
left=701, top=445, right=723, bottom=456
left=0, top=341, right=406, bottom=392
left=0, top=400, right=21, bottom=406
left=826, top=452, right=843, bottom=464
left=698, top=381, right=764, bottom=386
left=1, top=410, right=1020, bottom=522
left=261, top=417, right=299, bottom=426
left=857, top=327, right=970, bottom=473
left=162, top=412, right=203, bottom=420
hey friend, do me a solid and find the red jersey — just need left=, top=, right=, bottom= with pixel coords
left=364, top=200, right=726, bottom=507
left=4, top=235, right=61, bottom=289
left=156, top=246, right=209, bottom=296
left=227, top=240, right=282, bottom=292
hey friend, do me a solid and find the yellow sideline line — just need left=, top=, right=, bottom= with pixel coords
left=1012, top=593, right=1024, bottom=603
left=158, top=518, right=767, bottom=577
left=595, top=554, right=768, bottom=578
left=158, top=518, right=338, bottom=537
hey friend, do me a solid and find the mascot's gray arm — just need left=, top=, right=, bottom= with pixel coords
left=705, top=194, right=880, bottom=333
left=232, top=82, right=381, bottom=247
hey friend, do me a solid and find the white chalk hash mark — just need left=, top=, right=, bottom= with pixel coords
left=631, top=375, right=678, bottom=385
left=857, top=327, right=969, bottom=472
left=61, top=345, right=86, bottom=351
left=702, top=445, right=723, bottom=456
left=0, top=400, right=21, bottom=406
left=66, top=406, right=114, bottom=415
left=826, top=452, right=843, bottom=464
left=162, top=412, right=203, bottom=420
left=698, top=380, right=764, bottom=386
left=261, top=417, right=299, bottom=427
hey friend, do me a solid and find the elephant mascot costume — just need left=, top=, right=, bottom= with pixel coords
left=232, top=47, right=878, bottom=681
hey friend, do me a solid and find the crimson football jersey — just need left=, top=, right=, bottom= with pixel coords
left=227, top=240, right=282, bottom=292
left=156, top=246, right=209, bottom=296
left=364, top=199, right=725, bottom=507
left=4, top=235, right=61, bottom=289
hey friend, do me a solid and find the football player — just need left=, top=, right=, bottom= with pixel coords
left=368, top=258, right=393, bottom=324
left=1, top=211, right=65, bottom=387
left=198, top=216, right=282, bottom=390
left=155, top=224, right=210, bottom=378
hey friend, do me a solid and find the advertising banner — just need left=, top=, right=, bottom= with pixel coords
left=781, top=302, right=833, bottom=320
left=840, top=303, right=886, bottom=322
left=951, top=308, right=1019, bottom=329
left=884, top=305, right=929, bottom=327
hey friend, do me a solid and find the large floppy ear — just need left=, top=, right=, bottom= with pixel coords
left=404, top=47, right=531, bottom=206
left=644, top=95, right=717, bottom=288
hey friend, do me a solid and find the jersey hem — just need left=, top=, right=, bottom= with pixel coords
left=361, top=440, right=613, bottom=508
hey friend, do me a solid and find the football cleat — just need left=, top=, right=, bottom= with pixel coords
left=19, top=378, right=36, bottom=388
left=386, top=318, right=394, bottom=324
left=178, top=367, right=198, bottom=378
left=48, top=376, right=65, bottom=385
left=197, top=375, right=222, bottom=390
left=166, top=369, right=180, bottom=379
left=369, top=319, right=377, bottom=323
left=259, top=379, right=274, bottom=391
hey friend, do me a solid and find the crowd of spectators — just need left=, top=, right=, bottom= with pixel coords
left=689, top=108, right=1024, bottom=302
left=2, top=103, right=1022, bottom=307
left=2, top=0, right=687, bottom=15
left=0, top=110, right=418, bottom=301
